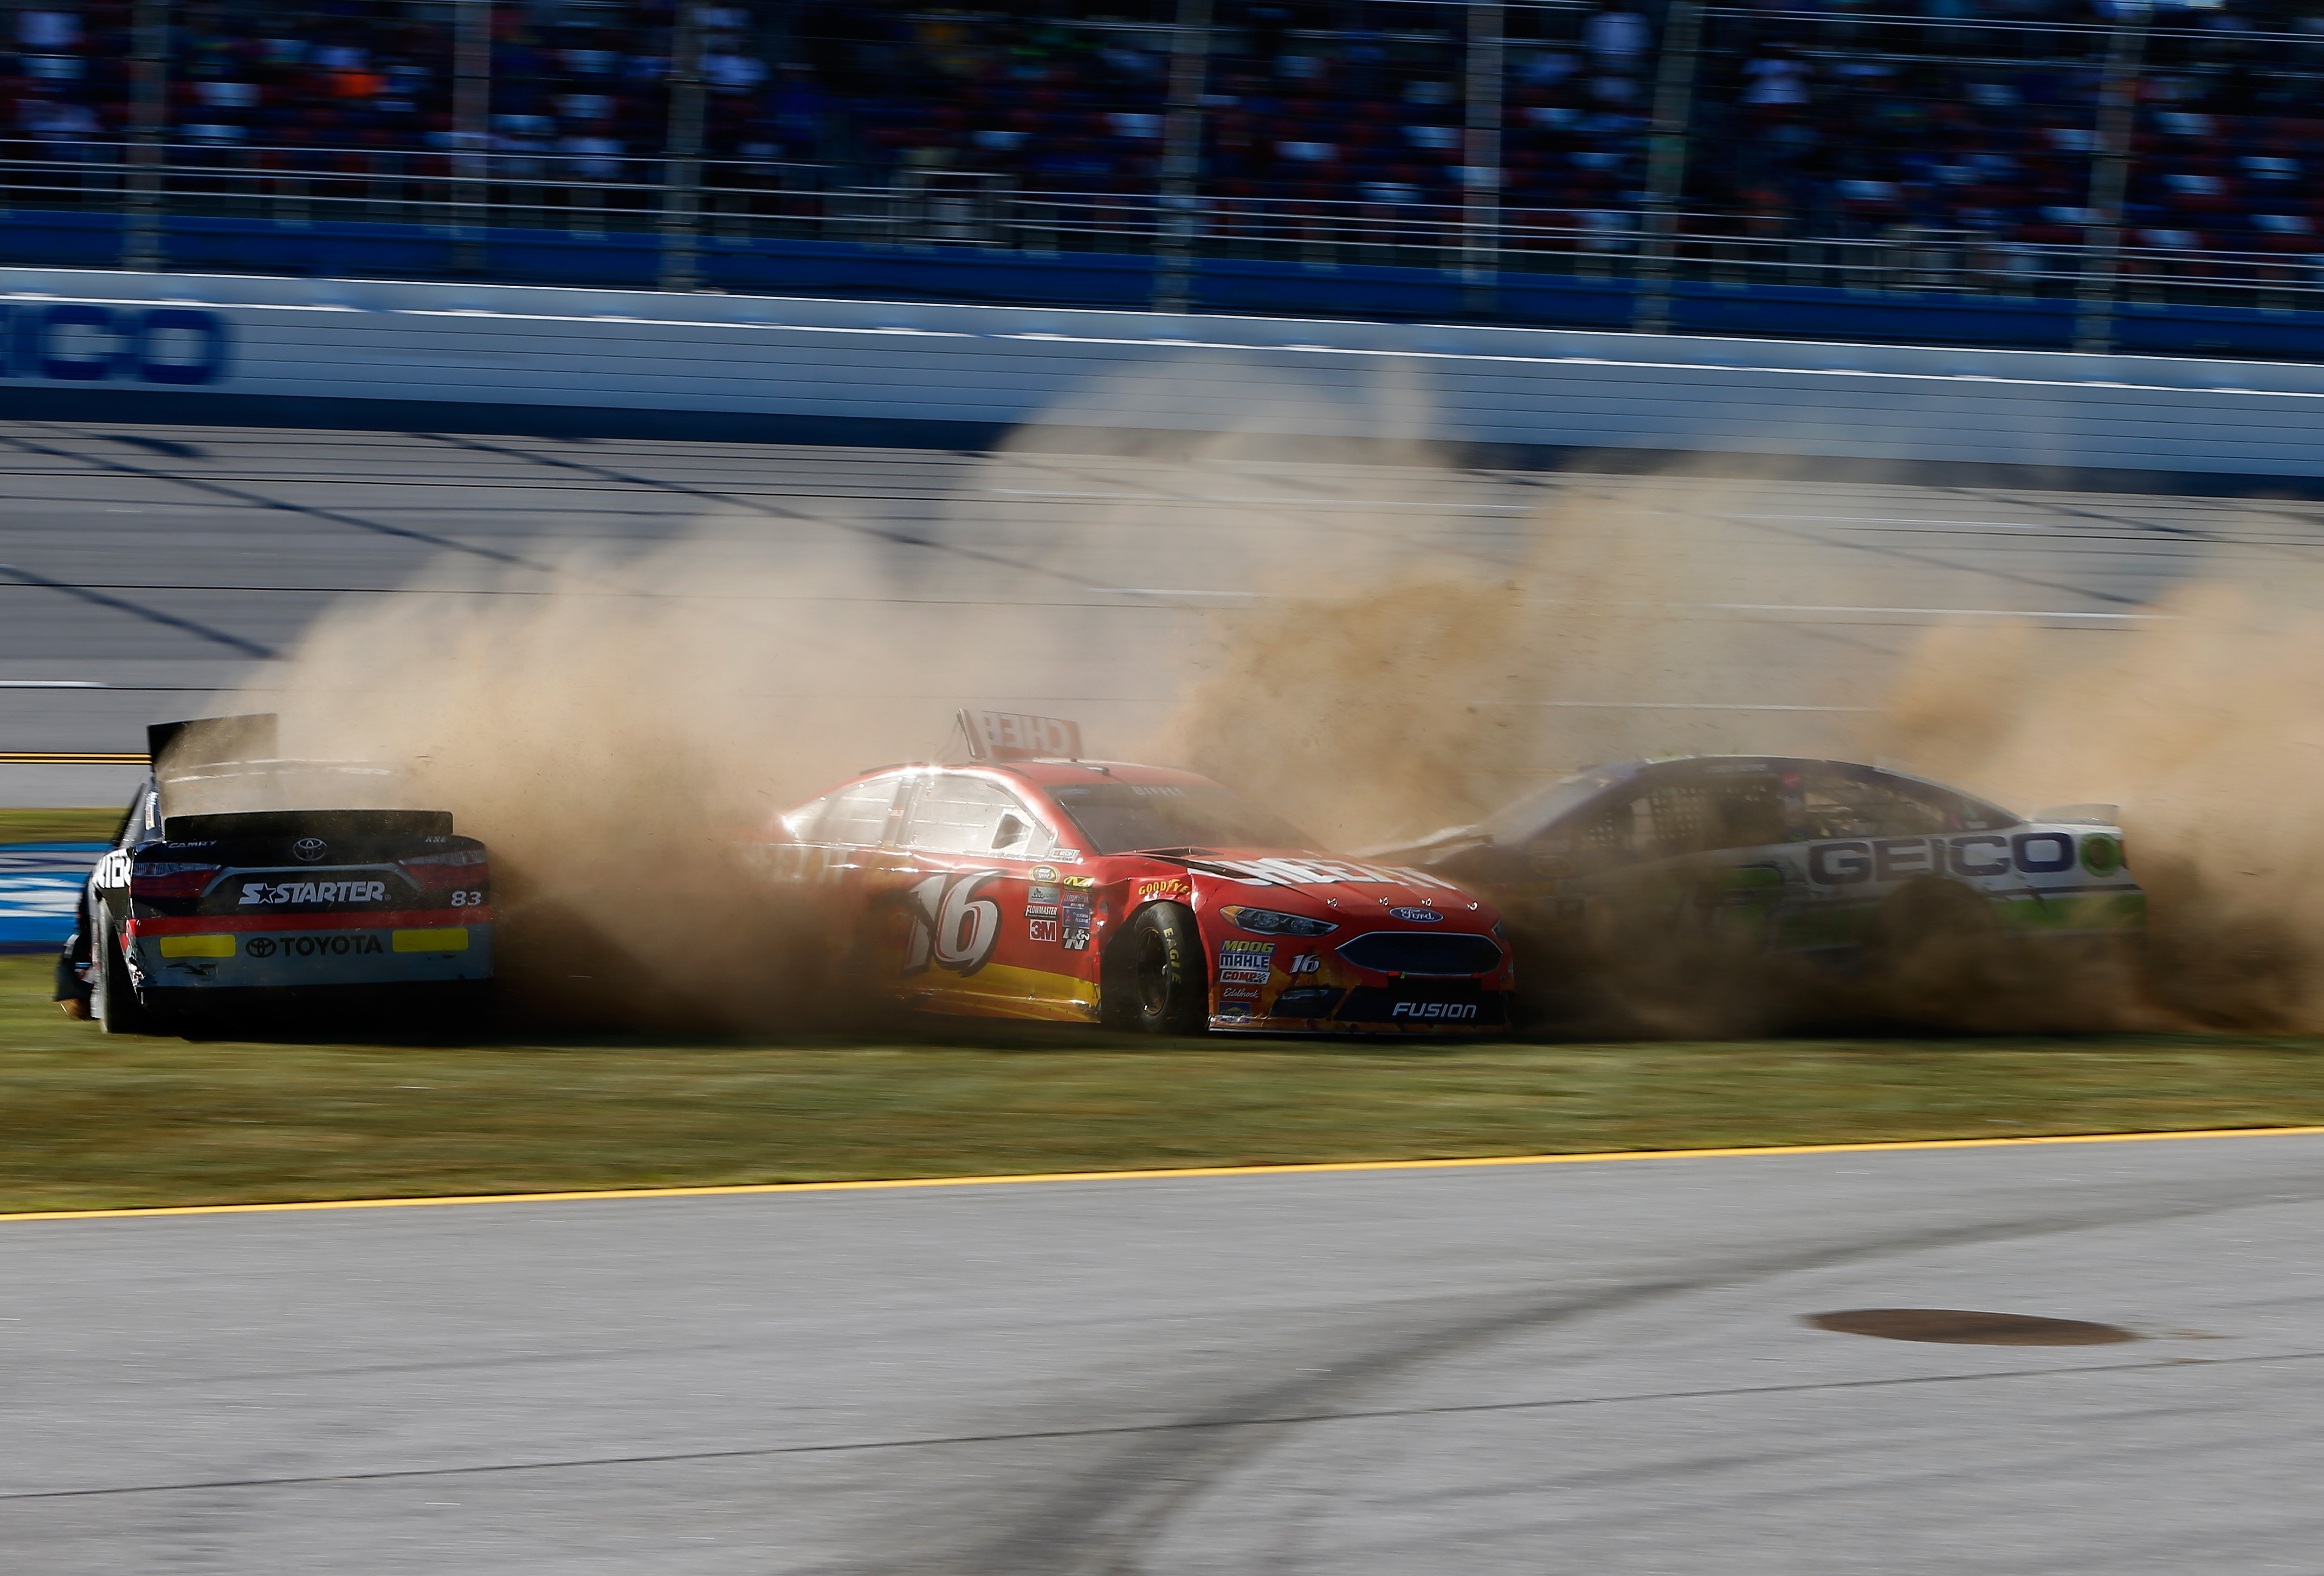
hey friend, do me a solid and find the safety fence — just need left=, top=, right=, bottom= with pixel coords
left=7, top=144, right=2324, bottom=347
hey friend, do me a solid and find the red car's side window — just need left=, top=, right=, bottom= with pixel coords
left=898, top=776, right=1056, bottom=859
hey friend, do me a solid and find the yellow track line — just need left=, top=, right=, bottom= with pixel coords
left=0, top=751, right=145, bottom=765
left=8, top=1123, right=2324, bottom=1224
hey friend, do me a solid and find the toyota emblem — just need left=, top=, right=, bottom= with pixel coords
left=292, top=837, right=328, bottom=863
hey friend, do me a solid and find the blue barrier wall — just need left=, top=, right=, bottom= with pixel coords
left=9, top=207, right=2324, bottom=362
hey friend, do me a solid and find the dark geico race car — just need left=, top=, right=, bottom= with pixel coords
left=750, top=709, right=1514, bottom=1035
left=1371, top=754, right=2146, bottom=1024
left=56, top=714, right=494, bottom=1035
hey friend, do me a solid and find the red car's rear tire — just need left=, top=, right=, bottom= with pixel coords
left=1102, top=902, right=1209, bottom=1035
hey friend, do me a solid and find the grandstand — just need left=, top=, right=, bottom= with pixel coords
left=2, top=1, right=2321, bottom=356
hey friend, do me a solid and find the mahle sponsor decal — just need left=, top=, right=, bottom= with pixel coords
left=1219, top=936, right=1274, bottom=985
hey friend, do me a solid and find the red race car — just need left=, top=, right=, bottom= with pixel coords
left=753, top=711, right=1513, bottom=1035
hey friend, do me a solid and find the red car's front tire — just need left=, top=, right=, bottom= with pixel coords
left=1102, top=902, right=1209, bottom=1035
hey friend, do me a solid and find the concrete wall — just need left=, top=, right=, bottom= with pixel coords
left=4, top=267, right=2321, bottom=480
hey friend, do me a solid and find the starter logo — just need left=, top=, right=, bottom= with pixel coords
left=241, top=880, right=388, bottom=905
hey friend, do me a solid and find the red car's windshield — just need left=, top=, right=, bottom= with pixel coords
left=1048, top=781, right=1313, bottom=855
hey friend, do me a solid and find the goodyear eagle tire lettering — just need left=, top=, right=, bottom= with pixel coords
left=1102, top=901, right=1208, bottom=1035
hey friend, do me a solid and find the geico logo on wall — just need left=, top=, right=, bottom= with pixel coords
left=3, top=303, right=230, bottom=385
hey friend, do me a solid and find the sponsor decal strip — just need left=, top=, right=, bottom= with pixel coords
left=9, top=1127, right=2324, bottom=1223
left=127, top=908, right=489, bottom=936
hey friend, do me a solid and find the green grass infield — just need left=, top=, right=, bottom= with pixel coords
left=0, top=808, right=122, bottom=844
left=10, top=957, right=2324, bottom=1213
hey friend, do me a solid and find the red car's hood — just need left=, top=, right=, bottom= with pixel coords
left=1144, top=848, right=1495, bottom=923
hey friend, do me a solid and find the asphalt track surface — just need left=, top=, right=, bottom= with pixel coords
left=5, top=416, right=2320, bottom=801
left=7, top=1133, right=2324, bottom=1574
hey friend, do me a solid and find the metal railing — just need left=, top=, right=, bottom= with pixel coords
left=4, top=144, right=2320, bottom=330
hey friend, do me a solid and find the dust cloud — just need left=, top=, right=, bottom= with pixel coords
left=236, top=356, right=2324, bottom=1036
left=1873, top=583, right=2324, bottom=1030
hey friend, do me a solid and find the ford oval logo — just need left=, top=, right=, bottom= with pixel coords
left=292, top=837, right=328, bottom=863
left=1389, top=906, right=1443, bottom=923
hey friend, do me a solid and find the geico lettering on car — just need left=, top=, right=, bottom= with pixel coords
left=1372, top=753, right=2146, bottom=1025
left=747, top=707, right=1514, bottom=1036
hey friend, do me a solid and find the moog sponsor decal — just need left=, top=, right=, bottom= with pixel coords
left=1219, top=937, right=1274, bottom=984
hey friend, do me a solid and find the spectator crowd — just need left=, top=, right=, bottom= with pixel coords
left=4, top=0, right=2322, bottom=257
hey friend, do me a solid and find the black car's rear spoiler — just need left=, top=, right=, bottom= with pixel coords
left=162, top=808, right=455, bottom=845
left=147, top=713, right=277, bottom=771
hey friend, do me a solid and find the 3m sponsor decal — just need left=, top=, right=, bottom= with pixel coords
left=247, top=934, right=390, bottom=959
left=1138, top=877, right=1192, bottom=902
left=1391, top=1000, right=1479, bottom=1020
left=157, top=934, right=234, bottom=958
left=1389, top=906, right=1443, bottom=923
left=240, top=880, right=390, bottom=906
left=901, top=870, right=1003, bottom=977
left=1029, top=916, right=1061, bottom=943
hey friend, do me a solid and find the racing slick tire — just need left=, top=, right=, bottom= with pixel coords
left=1863, top=878, right=2006, bottom=996
left=93, top=910, right=164, bottom=1037
left=1101, top=902, right=1209, bottom=1036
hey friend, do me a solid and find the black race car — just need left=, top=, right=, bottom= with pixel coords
left=56, top=714, right=494, bottom=1034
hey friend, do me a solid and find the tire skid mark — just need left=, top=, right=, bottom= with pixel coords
left=980, top=1171, right=2324, bottom=1576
